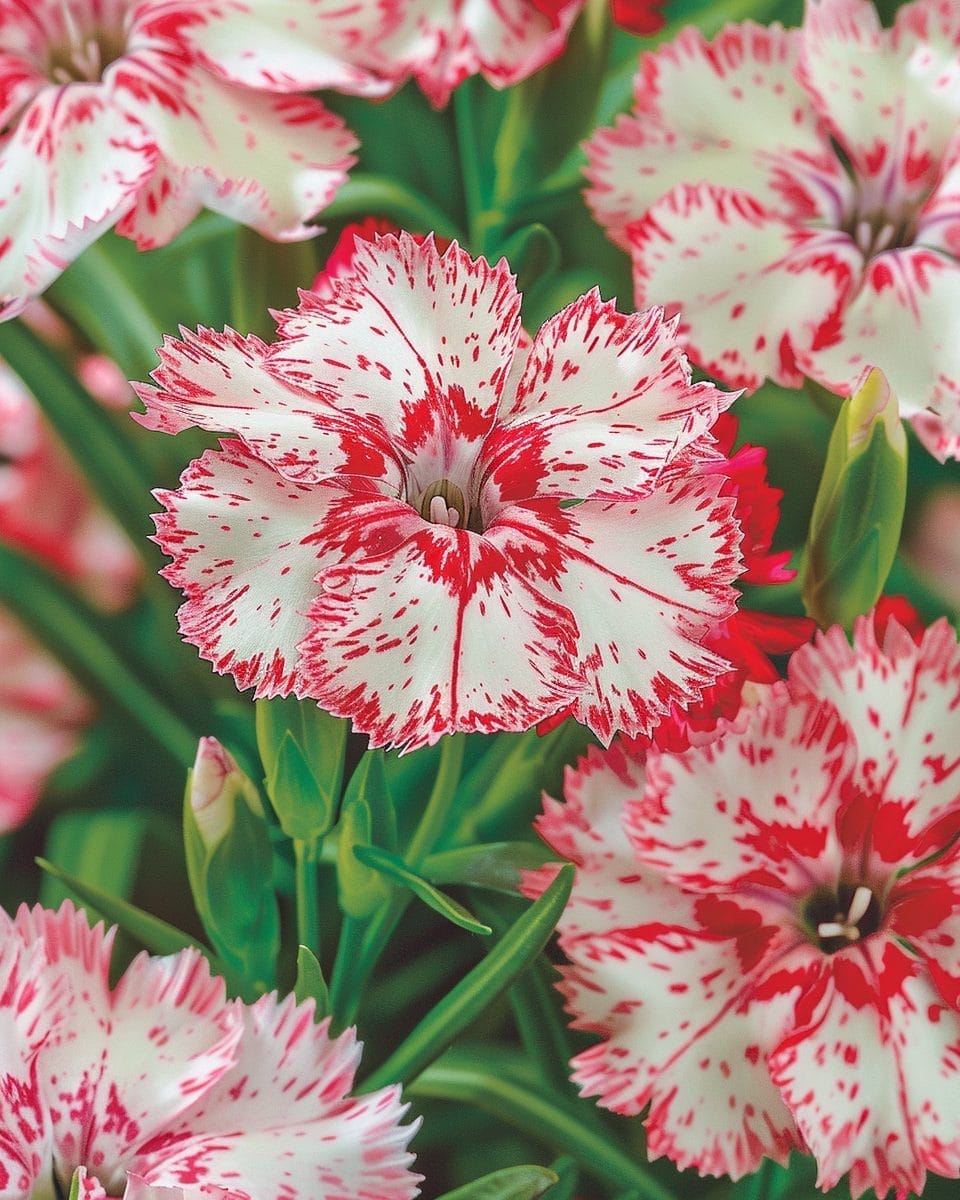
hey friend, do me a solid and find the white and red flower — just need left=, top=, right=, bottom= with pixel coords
left=0, top=0, right=361, bottom=318
left=0, top=900, right=421, bottom=1200
left=137, top=232, right=744, bottom=752
left=585, top=0, right=960, bottom=458
left=530, top=612, right=960, bottom=1197
left=0, top=362, right=138, bottom=830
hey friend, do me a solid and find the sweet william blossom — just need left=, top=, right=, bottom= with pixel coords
left=137, top=233, right=744, bottom=753
left=585, top=0, right=960, bottom=458
left=530, top=613, right=960, bottom=1198
left=0, top=900, right=420, bottom=1200
left=0, top=0, right=360, bottom=317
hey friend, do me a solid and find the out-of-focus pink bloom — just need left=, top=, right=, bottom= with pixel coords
left=904, top=489, right=960, bottom=612
left=530, top=612, right=960, bottom=1198
left=585, top=0, right=960, bottom=458
left=0, top=363, right=138, bottom=829
left=0, top=900, right=421, bottom=1200
left=138, top=232, right=744, bottom=752
left=0, top=0, right=360, bottom=317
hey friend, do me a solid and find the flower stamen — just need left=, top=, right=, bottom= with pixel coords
left=417, top=479, right=468, bottom=530
left=816, top=884, right=874, bottom=943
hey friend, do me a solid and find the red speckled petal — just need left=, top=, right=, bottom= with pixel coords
left=633, top=694, right=852, bottom=894
left=0, top=83, right=153, bottom=316
left=134, top=326, right=403, bottom=490
left=297, top=492, right=582, bottom=753
left=629, top=183, right=861, bottom=391
left=174, top=0, right=395, bottom=96
left=799, top=247, right=960, bottom=443
left=515, top=477, right=742, bottom=745
left=356, top=0, right=583, bottom=108
left=585, top=21, right=846, bottom=248
left=770, top=939, right=960, bottom=1199
left=271, top=234, right=521, bottom=477
left=113, top=49, right=356, bottom=249
left=799, top=0, right=960, bottom=209
left=152, top=441, right=351, bottom=700
left=481, top=295, right=732, bottom=508
left=789, top=618, right=960, bottom=868
left=135, top=994, right=420, bottom=1200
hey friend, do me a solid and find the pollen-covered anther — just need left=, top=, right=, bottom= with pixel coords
left=817, top=884, right=873, bottom=942
left=417, top=479, right=468, bottom=529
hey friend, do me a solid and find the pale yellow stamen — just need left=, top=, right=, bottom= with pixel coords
left=817, top=885, right=873, bottom=942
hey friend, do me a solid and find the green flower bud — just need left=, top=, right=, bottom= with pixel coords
left=802, top=368, right=908, bottom=630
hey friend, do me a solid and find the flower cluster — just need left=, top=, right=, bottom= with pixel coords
left=138, top=232, right=747, bottom=753
left=0, top=900, right=420, bottom=1200
left=531, top=612, right=960, bottom=1198
left=586, top=0, right=960, bottom=457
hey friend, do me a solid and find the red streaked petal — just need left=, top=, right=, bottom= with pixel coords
left=135, top=995, right=420, bottom=1200
left=134, top=326, right=403, bottom=489
left=271, top=234, right=521, bottom=470
left=297, top=493, right=582, bottom=753
left=629, top=183, right=861, bottom=391
left=152, top=441, right=348, bottom=700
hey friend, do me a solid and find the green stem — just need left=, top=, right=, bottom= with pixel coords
left=405, top=734, right=466, bottom=867
left=454, top=84, right=499, bottom=255
left=294, top=837, right=321, bottom=955
left=409, top=1049, right=678, bottom=1200
left=320, top=173, right=466, bottom=242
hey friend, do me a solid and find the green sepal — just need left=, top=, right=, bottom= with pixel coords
left=36, top=857, right=204, bottom=958
left=335, top=751, right=397, bottom=920
left=294, top=944, right=331, bottom=1021
left=423, top=842, right=559, bottom=895
left=256, top=698, right=349, bottom=841
left=360, top=864, right=574, bottom=1091
left=184, top=765, right=280, bottom=991
left=353, top=844, right=492, bottom=935
left=802, top=368, right=908, bottom=629
left=67, top=1167, right=83, bottom=1200
left=435, top=1165, right=559, bottom=1200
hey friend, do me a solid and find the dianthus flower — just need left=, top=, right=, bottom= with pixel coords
left=0, top=361, right=137, bottom=829
left=0, top=900, right=420, bottom=1200
left=0, top=0, right=360, bottom=317
left=530, top=613, right=960, bottom=1197
left=532, top=0, right=667, bottom=37
left=585, top=0, right=960, bottom=458
left=137, top=232, right=743, bottom=753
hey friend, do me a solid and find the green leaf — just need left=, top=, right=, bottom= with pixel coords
left=353, top=844, right=492, bottom=935
left=316, top=173, right=465, bottom=243
left=294, top=945, right=331, bottom=1021
left=39, top=810, right=146, bottom=912
left=0, top=544, right=198, bottom=766
left=411, top=1046, right=678, bottom=1200
left=539, top=1160, right=578, bottom=1200
left=336, top=752, right=397, bottom=920
left=435, top=1165, right=559, bottom=1200
left=36, top=858, right=203, bottom=958
left=497, top=224, right=561, bottom=294
left=423, top=842, right=559, bottom=895
left=360, top=864, right=574, bottom=1092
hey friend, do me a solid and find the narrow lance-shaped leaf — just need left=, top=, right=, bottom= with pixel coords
left=353, top=844, right=492, bottom=935
left=0, top=543, right=197, bottom=765
left=360, top=864, right=574, bottom=1092
left=336, top=751, right=397, bottom=920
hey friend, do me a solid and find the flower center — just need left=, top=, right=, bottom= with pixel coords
left=846, top=206, right=921, bottom=260
left=416, top=479, right=470, bottom=530
left=801, top=882, right=882, bottom=955
left=47, top=2, right=125, bottom=85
